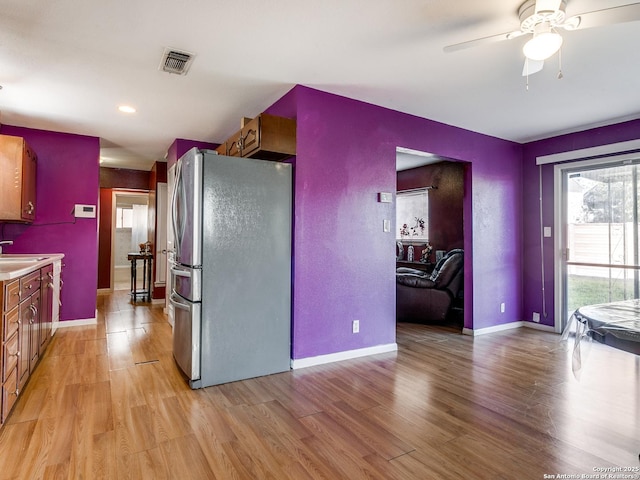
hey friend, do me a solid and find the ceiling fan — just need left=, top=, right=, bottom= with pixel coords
left=444, top=0, right=640, bottom=76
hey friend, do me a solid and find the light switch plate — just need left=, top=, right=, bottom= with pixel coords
left=383, top=219, right=391, bottom=232
left=543, top=226, right=551, bottom=237
left=378, top=192, right=393, bottom=203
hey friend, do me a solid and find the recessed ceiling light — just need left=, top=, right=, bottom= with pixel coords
left=118, top=105, right=136, bottom=114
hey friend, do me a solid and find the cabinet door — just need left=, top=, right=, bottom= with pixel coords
left=0, top=135, right=23, bottom=221
left=28, top=291, right=40, bottom=373
left=21, top=143, right=37, bottom=221
left=226, top=130, right=242, bottom=157
left=40, top=267, right=54, bottom=351
left=0, top=135, right=36, bottom=223
left=240, top=116, right=261, bottom=158
left=18, top=301, right=30, bottom=388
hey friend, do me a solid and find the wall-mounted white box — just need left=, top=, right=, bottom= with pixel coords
left=74, top=204, right=96, bottom=218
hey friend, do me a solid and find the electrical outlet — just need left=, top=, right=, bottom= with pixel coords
left=352, top=320, right=360, bottom=333
left=500, top=302, right=505, bottom=313
left=532, top=312, right=540, bottom=323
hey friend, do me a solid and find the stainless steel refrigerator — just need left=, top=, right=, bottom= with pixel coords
left=169, top=148, right=292, bottom=388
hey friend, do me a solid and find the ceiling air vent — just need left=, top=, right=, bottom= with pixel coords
left=159, top=48, right=195, bottom=75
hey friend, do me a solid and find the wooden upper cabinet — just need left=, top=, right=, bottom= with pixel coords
left=226, top=130, right=242, bottom=157
left=214, top=143, right=227, bottom=156
left=0, top=135, right=37, bottom=223
left=220, top=114, right=296, bottom=161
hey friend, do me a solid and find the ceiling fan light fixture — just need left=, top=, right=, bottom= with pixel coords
left=523, top=29, right=563, bottom=61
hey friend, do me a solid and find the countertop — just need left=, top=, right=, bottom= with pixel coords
left=0, top=254, right=65, bottom=281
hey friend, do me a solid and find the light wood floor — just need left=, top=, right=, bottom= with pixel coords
left=1, top=291, right=638, bottom=479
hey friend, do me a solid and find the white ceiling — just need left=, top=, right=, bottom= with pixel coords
left=1, top=0, right=639, bottom=171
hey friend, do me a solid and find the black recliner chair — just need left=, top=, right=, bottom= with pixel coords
left=396, top=249, right=464, bottom=324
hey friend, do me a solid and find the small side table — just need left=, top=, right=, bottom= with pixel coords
left=127, top=252, right=153, bottom=302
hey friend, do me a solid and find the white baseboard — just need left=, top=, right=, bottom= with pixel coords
left=151, top=298, right=165, bottom=305
left=56, top=315, right=98, bottom=328
left=97, top=288, right=112, bottom=295
left=463, top=321, right=556, bottom=336
left=291, top=343, right=398, bottom=369
left=522, top=321, right=556, bottom=332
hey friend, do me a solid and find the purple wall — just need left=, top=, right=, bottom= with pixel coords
left=0, top=125, right=100, bottom=322
left=279, top=86, right=522, bottom=359
left=522, top=119, right=640, bottom=327
left=166, top=139, right=218, bottom=169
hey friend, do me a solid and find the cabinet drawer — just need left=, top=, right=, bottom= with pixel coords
left=2, top=366, right=18, bottom=423
left=4, top=279, right=20, bottom=311
left=3, top=331, right=19, bottom=382
left=3, top=306, right=19, bottom=342
left=20, top=271, right=40, bottom=296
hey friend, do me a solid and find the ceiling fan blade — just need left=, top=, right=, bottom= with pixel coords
left=522, top=58, right=545, bottom=76
left=535, top=0, right=563, bottom=14
left=443, top=30, right=524, bottom=53
left=572, top=3, right=640, bottom=30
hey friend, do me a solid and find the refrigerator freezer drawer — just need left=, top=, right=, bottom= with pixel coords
left=170, top=293, right=201, bottom=381
left=171, top=265, right=202, bottom=302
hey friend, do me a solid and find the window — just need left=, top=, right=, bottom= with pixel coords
left=116, top=207, right=133, bottom=228
left=396, top=188, right=429, bottom=241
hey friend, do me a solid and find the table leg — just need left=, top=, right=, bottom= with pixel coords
left=147, top=257, right=152, bottom=302
left=142, top=258, right=147, bottom=294
left=132, top=258, right=137, bottom=301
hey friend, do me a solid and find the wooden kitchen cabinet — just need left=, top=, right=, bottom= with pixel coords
left=0, top=134, right=37, bottom=223
left=224, top=113, right=296, bottom=161
left=1, top=263, right=57, bottom=425
left=214, top=143, right=227, bottom=156
left=39, top=265, right=54, bottom=352
left=1, top=279, right=21, bottom=424
left=18, top=270, right=40, bottom=387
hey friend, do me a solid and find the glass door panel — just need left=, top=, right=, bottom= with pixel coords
left=563, top=163, right=640, bottom=326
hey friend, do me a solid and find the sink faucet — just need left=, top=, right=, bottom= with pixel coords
left=0, top=240, right=13, bottom=254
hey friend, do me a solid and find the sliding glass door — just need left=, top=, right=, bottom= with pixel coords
left=561, top=160, right=640, bottom=328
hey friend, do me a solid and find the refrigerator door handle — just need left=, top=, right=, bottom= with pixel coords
left=171, top=160, right=182, bottom=259
left=171, top=267, right=192, bottom=278
left=170, top=292, right=191, bottom=311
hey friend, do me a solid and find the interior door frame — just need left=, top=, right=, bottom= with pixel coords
left=110, top=190, right=150, bottom=291
left=553, top=152, right=640, bottom=333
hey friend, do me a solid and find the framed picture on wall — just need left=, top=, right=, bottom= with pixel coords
left=396, top=188, right=429, bottom=241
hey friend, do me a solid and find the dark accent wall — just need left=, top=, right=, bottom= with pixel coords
left=397, top=161, right=465, bottom=254
left=100, top=167, right=150, bottom=189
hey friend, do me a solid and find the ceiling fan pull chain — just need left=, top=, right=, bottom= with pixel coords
left=557, top=47, right=563, bottom=79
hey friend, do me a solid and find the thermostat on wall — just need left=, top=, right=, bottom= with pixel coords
left=74, top=204, right=96, bottom=218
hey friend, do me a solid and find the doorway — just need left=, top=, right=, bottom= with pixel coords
left=111, top=191, right=150, bottom=291
left=396, top=148, right=466, bottom=329
left=557, top=156, right=640, bottom=331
